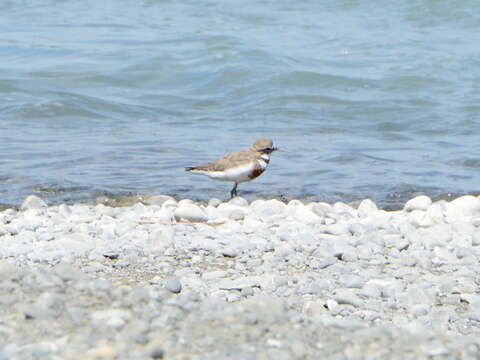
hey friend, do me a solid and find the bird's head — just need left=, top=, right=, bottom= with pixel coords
left=252, top=138, right=279, bottom=154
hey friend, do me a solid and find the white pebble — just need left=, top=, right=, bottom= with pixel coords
left=174, top=203, right=208, bottom=222
left=165, top=278, right=182, bottom=294
left=20, top=195, right=47, bottom=211
left=404, top=195, right=432, bottom=212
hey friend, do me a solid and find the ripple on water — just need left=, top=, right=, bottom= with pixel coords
left=1, top=0, right=480, bottom=208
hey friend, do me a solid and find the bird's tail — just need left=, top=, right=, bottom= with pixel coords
left=186, top=163, right=212, bottom=172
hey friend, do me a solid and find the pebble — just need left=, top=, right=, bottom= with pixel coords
left=403, top=195, right=432, bottom=212
left=146, top=340, right=165, bottom=359
left=251, top=199, right=286, bottom=218
left=221, top=247, right=239, bottom=258
left=20, top=195, right=47, bottom=210
left=357, top=198, right=378, bottom=218
left=208, top=198, right=222, bottom=207
left=174, top=203, right=208, bottom=222
left=446, top=195, right=480, bottom=219
left=332, top=289, right=362, bottom=308
left=229, top=197, right=249, bottom=207
left=165, top=278, right=182, bottom=294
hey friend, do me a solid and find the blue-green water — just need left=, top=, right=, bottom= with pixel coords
left=1, top=0, right=480, bottom=208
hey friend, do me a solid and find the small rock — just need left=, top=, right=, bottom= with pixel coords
left=37, top=232, right=54, bottom=242
left=174, top=203, right=208, bottom=222
left=293, top=206, right=322, bottom=223
left=460, top=293, right=480, bottom=305
left=404, top=195, right=432, bottom=212
left=325, top=299, right=339, bottom=311
left=222, top=248, right=239, bottom=258
left=228, top=197, right=248, bottom=206
left=146, top=340, right=165, bottom=359
left=20, top=195, right=47, bottom=210
left=161, top=198, right=178, bottom=209
left=208, top=198, right=222, bottom=207
left=34, top=292, right=65, bottom=317
left=251, top=199, right=285, bottom=218
left=333, top=202, right=357, bottom=217
left=357, top=199, right=378, bottom=218
left=103, top=252, right=120, bottom=260
left=310, top=202, right=332, bottom=217
left=410, top=303, right=429, bottom=317
left=332, top=289, right=362, bottom=307
left=152, top=207, right=175, bottom=222
left=217, top=277, right=259, bottom=290
left=165, top=278, right=182, bottom=294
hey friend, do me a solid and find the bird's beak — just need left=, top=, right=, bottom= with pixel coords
left=273, top=147, right=282, bottom=152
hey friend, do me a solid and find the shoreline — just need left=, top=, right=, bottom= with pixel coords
left=0, top=189, right=474, bottom=213
left=2, top=194, right=480, bottom=358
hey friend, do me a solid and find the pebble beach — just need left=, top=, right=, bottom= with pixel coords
left=2, top=193, right=480, bottom=359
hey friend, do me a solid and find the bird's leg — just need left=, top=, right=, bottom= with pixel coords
left=230, top=183, right=238, bottom=198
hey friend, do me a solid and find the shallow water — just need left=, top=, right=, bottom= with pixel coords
left=2, top=0, right=480, bottom=208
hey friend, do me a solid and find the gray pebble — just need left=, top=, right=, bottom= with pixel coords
left=148, top=344, right=164, bottom=359
left=222, top=247, right=239, bottom=258
left=174, top=203, right=208, bottom=222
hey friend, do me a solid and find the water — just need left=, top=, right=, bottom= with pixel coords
left=2, top=0, right=480, bottom=209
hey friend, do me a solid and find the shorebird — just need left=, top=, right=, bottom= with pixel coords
left=186, top=138, right=278, bottom=198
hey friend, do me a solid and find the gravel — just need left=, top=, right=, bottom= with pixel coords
left=1, top=194, right=480, bottom=359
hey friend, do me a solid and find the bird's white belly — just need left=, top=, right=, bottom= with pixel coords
left=206, top=163, right=255, bottom=183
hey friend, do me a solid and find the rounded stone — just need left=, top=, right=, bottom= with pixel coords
left=165, top=278, right=182, bottom=294
left=404, top=195, right=432, bottom=212
left=310, top=202, right=333, bottom=217
left=174, top=203, right=208, bottom=222
left=20, top=195, right=47, bottom=211
left=228, top=197, right=249, bottom=207
left=222, top=248, right=239, bottom=258
left=357, top=199, right=378, bottom=218
left=146, top=340, right=165, bottom=359
left=251, top=199, right=286, bottom=218
left=208, top=198, right=223, bottom=207
left=447, top=195, right=480, bottom=219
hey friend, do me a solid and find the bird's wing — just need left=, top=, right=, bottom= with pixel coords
left=187, top=148, right=256, bottom=171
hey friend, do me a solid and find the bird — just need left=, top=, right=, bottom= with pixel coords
left=186, top=138, right=278, bottom=198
